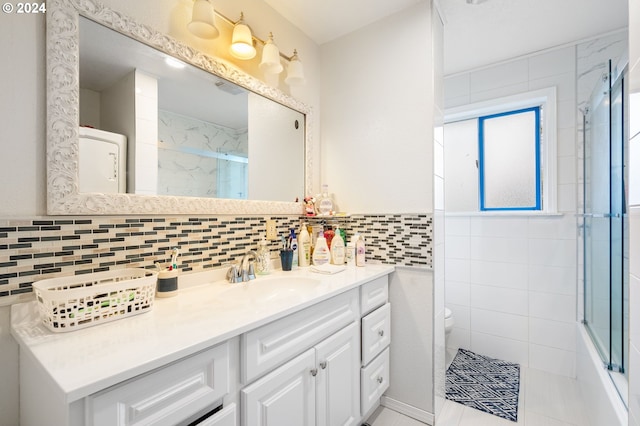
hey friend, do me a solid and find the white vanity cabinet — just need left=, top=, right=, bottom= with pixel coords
left=241, top=289, right=361, bottom=426
left=13, top=266, right=395, bottom=426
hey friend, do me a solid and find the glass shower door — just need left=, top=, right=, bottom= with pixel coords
left=583, top=60, right=627, bottom=377
left=583, top=66, right=613, bottom=366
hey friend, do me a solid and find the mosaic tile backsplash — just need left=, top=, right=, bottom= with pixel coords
left=0, top=214, right=432, bottom=304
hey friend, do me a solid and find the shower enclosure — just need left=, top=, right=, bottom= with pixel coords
left=583, top=60, right=629, bottom=400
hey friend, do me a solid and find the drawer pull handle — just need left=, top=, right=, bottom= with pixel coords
left=377, top=376, right=384, bottom=384
left=311, top=368, right=318, bottom=377
left=320, top=361, right=327, bottom=369
left=378, top=330, right=384, bottom=337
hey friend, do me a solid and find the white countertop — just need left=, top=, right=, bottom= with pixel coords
left=11, top=264, right=394, bottom=403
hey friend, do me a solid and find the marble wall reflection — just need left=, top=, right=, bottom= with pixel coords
left=157, top=110, right=248, bottom=198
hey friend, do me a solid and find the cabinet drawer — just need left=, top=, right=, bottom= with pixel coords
left=88, top=342, right=229, bottom=426
left=361, top=303, right=391, bottom=366
left=242, top=289, right=358, bottom=383
left=198, top=403, right=237, bottom=426
left=360, top=348, right=390, bottom=415
left=360, top=276, right=388, bottom=316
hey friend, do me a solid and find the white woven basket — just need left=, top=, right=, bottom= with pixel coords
left=33, top=268, right=158, bottom=333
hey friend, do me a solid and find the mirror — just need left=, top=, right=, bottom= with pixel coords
left=47, top=0, right=312, bottom=215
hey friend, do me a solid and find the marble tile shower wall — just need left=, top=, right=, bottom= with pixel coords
left=157, top=109, right=248, bottom=198
left=0, top=214, right=432, bottom=304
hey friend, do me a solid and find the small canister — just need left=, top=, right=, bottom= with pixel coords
left=156, top=268, right=178, bottom=297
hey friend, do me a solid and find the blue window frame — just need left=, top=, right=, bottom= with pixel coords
left=478, top=106, right=541, bottom=211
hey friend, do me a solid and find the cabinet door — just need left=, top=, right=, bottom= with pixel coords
left=242, top=349, right=316, bottom=426
left=315, top=322, right=360, bottom=426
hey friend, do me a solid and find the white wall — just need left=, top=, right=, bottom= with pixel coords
left=627, top=0, right=640, bottom=422
left=319, top=2, right=434, bottom=214
left=320, top=3, right=439, bottom=421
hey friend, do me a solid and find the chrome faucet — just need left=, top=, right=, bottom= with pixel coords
left=227, top=250, right=258, bottom=283
left=240, top=251, right=258, bottom=282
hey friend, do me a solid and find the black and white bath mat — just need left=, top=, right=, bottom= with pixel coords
left=445, top=348, right=520, bottom=422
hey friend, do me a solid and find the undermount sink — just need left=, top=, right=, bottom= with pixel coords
left=217, top=275, right=322, bottom=304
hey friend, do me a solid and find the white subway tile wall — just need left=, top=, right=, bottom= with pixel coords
left=444, top=31, right=628, bottom=380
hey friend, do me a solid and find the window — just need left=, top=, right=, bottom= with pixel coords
left=444, top=88, right=557, bottom=213
left=479, top=107, right=541, bottom=211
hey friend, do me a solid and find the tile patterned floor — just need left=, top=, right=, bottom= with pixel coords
left=366, top=367, right=590, bottom=426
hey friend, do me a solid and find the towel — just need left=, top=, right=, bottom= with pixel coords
left=309, top=264, right=346, bottom=275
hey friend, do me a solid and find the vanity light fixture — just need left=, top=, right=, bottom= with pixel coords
left=284, top=50, right=305, bottom=86
left=230, top=12, right=256, bottom=60
left=188, top=0, right=219, bottom=39
left=187, top=2, right=305, bottom=86
left=259, top=33, right=284, bottom=75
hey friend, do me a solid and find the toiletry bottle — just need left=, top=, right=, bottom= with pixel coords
left=311, top=223, right=323, bottom=254
left=289, top=228, right=298, bottom=269
left=298, top=223, right=311, bottom=267
left=317, top=184, right=333, bottom=216
left=346, top=242, right=356, bottom=266
left=312, top=231, right=331, bottom=265
left=355, top=234, right=366, bottom=267
left=324, top=225, right=335, bottom=248
left=330, top=226, right=346, bottom=265
left=256, top=237, right=271, bottom=275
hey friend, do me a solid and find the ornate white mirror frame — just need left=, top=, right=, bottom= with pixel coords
left=47, top=0, right=312, bottom=215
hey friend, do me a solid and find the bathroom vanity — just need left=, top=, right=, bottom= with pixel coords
left=11, top=264, right=393, bottom=426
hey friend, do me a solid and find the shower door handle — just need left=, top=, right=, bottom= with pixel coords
left=578, top=213, right=615, bottom=218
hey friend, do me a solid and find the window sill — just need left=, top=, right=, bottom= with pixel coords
left=444, top=211, right=565, bottom=218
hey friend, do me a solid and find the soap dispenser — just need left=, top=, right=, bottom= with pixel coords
left=256, top=237, right=271, bottom=275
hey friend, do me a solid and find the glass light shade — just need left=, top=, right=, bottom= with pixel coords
left=259, top=38, right=283, bottom=74
left=230, top=23, right=256, bottom=60
left=188, top=0, right=219, bottom=39
left=285, top=53, right=305, bottom=86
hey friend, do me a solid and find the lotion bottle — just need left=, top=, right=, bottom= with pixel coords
left=355, top=234, right=366, bottom=267
left=330, top=226, right=345, bottom=265
left=298, top=223, right=311, bottom=267
left=312, top=231, right=330, bottom=266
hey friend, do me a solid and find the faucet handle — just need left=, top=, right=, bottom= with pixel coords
left=227, top=264, right=242, bottom=283
left=246, top=262, right=256, bottom=281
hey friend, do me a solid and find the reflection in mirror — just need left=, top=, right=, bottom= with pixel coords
left=77, top=16, right=304, bottom=202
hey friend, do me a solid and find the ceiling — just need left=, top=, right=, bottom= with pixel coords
left=263, top=0, right=629, bottom=75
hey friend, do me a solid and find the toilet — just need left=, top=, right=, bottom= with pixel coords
left=444, top=307, right=455, bottom=342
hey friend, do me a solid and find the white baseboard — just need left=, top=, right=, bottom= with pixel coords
left=381, top=396, right=434, bottom=425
